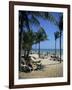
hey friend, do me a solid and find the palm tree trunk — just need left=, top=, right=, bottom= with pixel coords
left=24, top=49, right=26, bottom=58
left=26, top=49, right=30, bottom=58
left=35, top=44, right=37, bottom=52
left=19, top=19, right=23, bottom=71
left=55, top=39, right=56, bottom=56
left=25, top=49, right=31, bottom=65
left=19, top=12, right=30, bottom=71
left=60, top=31, right=61, bottom=63
left=38, top=41, right=40, bottom=58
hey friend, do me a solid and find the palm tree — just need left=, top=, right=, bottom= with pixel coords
left=22, top=28, right=47, bottom=64
left=58, top=15, right=63, bottom=63
left=22, top=30, right=34, bottom=54
left=54, top=32, right=60, bottom=57
left=37, top=27, right=48, bottom=58
left=19, top=11, right=57, bottom=69
left=19, top=12, right=25, bottom=70
left=19, top=11, right=40, bottom=70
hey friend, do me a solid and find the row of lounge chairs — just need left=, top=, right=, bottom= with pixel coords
left=50, top=54, right=63, bottom=61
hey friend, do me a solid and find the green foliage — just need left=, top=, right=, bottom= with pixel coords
left=29, top=15, right=40, bottom=26
left=36, top=27, right=48, bottom=42
left=54, top=31, right=60, bottom=40
left=22, top=30, right=34, bottom=49
left=22, top=27, right=48, bottom=50
left=58, top=15, right=63, bottom=31
left=19, top=11, right=58, bottom=65
left=54, top=15, right=63, bottom=40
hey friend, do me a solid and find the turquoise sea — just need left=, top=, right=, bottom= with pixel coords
left=21, top=49, right=63, bottom=58
left=31, top=49, right=63, bottom=56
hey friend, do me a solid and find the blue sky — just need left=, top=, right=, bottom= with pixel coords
left=31, top=12, right=63, bottom=49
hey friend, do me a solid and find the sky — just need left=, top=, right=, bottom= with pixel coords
left=31, top=12, right=63, bottom=50
left=20, top=11, right=63, bottom=50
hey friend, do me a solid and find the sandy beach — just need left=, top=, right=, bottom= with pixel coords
left=19, top=53, right=63, bottom=79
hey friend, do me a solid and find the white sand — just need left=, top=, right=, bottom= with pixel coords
left=19, top=54, right=63, bottom=78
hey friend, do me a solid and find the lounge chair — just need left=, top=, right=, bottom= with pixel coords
left=30, top=56, right=42, bottom=70
left=20, top=58, right=33, bottom=72
left=20, top=64, right=33, bottom=72
left=50, top=55, right=62, bottom=61
left=31, top=57, right=41, bottom=63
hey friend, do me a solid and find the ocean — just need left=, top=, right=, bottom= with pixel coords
left=31, top=49, right=63, bottom=56
left=21, top=49, right=63, bottom=58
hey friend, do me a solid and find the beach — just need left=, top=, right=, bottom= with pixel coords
left=19, top=53, right=63, bottom=79
left=18, top=11, right=63, bottom=79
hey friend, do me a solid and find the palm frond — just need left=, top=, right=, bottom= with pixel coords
left=58, top=15, right=63, bottom=31
left=54, top=31, right=60, bottom=40
left=36, top=27, right=48, bottom=42
left=47, top=13, right=59, bottom=26
left=29, top=15, right=40, bottom=26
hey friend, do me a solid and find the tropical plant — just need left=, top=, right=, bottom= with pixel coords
left=22, top=27, right=47, bottom=63
left=19, top=11, right=57, bottom=69
left=36, top=27, right=48, bottom=57
left=54, top=31, right=60, bottom=56
left=19, top=11, right=40, bottom=70
left=58, top=15, right=63, bottom=63
left=22, top=30, right=35, bottom=62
